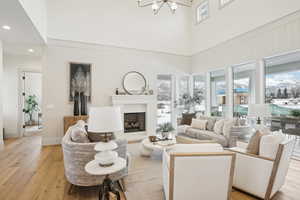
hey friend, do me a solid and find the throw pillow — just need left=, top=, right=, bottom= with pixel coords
left=191, top=119, right=207, bottom=130
left=74, top=120, right=86, bottom=128
left=246, top=131, right=264, bottom=155
left=259, top=134, right=285, bottom=159
left=180, top=113, right=196, bottom=125
left=213, top=119, right=225, bottom=135
left=223, top=120, right=234, bottom=138
left=70, top=127, right=90, bottom=143
left=198, top=116, right=216, bottom=131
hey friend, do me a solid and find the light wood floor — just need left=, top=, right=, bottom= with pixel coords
left=0, top=135, right=300, bottom=200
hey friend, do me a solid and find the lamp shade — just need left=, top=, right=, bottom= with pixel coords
left=248, top=104, right=271, bottom=117
left=88, top=106, right=123, bottom=133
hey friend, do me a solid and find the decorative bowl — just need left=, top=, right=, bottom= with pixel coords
left=94, top=151, right=118, bottom=166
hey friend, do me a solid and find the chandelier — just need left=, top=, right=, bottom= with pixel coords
left=137, top=0, right=193, bottom=15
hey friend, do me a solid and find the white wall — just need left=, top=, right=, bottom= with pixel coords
left=3, top=54, right=42, bottom=138
left=191, top=0, right=300, bottom=54
left=18, top=0, right=47, bottom=42
left=42, top=39, right=191, bottom=145
left=0, top=41, right=3, bottom=145
left=46, top=0, right=191, bottom=56
left=192, top=10, right=300, bottom=105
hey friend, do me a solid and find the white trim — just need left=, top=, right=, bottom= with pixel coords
left=206, top=72, right=211, bottom=116
left=258, top=60, right=265, bottom=104
left=263, top=49, right=300, bottom=60
left=227, top=66, right=233, bottom=118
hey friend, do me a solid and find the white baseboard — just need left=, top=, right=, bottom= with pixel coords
left=42, top=136, right=62, bottom=146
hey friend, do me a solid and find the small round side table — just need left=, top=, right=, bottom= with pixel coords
left=85, top=157, right=126, bottom=200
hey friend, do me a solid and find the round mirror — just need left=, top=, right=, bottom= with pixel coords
left=122, top=71, right=146, bottom=95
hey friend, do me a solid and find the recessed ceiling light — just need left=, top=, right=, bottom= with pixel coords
left=2, top=25, right=11, bottom=30
left=28, top=49, right=34, bottom=53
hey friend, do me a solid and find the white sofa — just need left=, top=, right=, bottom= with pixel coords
left=177, top=117, right=238, bottom=147
left=229, top=139, right=295, bottom=200
left=162, top=144, right=236, bottom=200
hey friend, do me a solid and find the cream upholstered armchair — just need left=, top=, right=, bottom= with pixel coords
left=162, top=143, right=236, bottom=200
left=228, top=139, right=295, bottom=200
left=62, top=127, right=129, bottom=189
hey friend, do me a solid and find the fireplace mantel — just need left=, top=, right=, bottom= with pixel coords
left=111, top=95, right=157, bottom=140
left=111, top=95, right=156, bottom=105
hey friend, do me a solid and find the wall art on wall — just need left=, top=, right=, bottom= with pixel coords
left=69, top=62, right=91, bottom=103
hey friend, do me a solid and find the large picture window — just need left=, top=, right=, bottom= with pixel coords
left=265, top=53, right=300, bottom=116
left=265, top=52, right=300, bottom=133
left=210, top=70, right=226, bottom=116
left=233, top=63, right=256, bottom=117
left=193, top=74, right=206, bottom=115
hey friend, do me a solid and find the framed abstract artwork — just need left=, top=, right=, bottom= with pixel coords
left=69, top=62, right=92, bottom=102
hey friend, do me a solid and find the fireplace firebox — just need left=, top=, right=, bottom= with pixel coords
left=124, top=112, right=146, bottom=133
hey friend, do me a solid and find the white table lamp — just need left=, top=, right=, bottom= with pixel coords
left=248, top=104, right=271, bottom=125
left=88, top=106, right=123, bottom=167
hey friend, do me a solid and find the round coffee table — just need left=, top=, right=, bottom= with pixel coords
left=85, top=157, right=126, bottom=200
left=140, top=138, right=176, bottom=157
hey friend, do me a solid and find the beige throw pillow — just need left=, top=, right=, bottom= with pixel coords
left=70, top=127, right=90, bottom=143
left=246, top=131, right=264, bottom=155
left=223, top=120, right=234, bottom=138
left=191, top=119, right=207, bottom=130
left=213, top=119, right=225, bottom=135
left=198, top=116, right=217, bottom=131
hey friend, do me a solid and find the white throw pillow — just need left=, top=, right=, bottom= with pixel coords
left=70, top=126, right=90, bottom=143
left=259, top=134, right=285, bottom=159
left=213, top=119, right=225, bottom=135
left=191, top=119, right=207, bottom=130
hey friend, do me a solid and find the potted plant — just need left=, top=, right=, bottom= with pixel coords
left=179, top=92, right=204, bottom=113
left=24, top=95, right=39, bottom=125
left=156, top=122, right=175, bottom=140
left=290, top=109, right=300, bottom=117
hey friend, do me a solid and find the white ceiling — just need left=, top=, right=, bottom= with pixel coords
left=0, top=0, right=44, bottom=56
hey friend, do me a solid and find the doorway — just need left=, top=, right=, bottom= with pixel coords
left=21, top=71, right=42, bottom=136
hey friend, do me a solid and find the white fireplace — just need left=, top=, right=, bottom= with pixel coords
left=111, top=95, right=156, bottom=140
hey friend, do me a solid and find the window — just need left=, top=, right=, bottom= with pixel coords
left=157, top=75, right=173, bottom=126
left=193, top=75, right=206, bottom=115
left=265, top=52, right=300, bottom=117
left=177, top=76, right=190, bottom=115
left=210, top=70, right=226, bottom=116
left=220, top=0, right=234, bottom=8
left=265, top=52, right=300, bottom=133
left=196, top=1, right=209, bottom=24
left=233, top=63, right=256, bottom=118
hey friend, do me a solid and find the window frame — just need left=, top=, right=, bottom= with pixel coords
left=195, top=0, right=209, bottom=25
left=219, top=0, right=234, bottom=9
